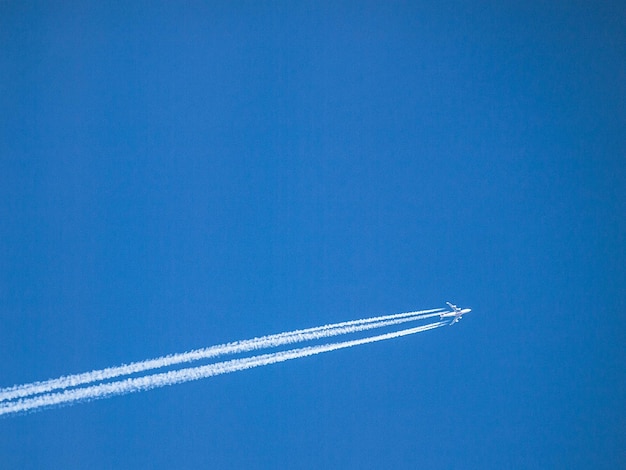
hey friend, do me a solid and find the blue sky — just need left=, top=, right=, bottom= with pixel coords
left=1, top=2, right=624, bottom=468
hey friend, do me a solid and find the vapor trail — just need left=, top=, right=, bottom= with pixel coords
left=0, top=308, right=445, bottom=402
left=0, top=320, right=446, bottom=417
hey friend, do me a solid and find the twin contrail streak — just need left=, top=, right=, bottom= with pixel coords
left=0, top=308, right=444, bottom=403
left=0, top=308, right=451, bottom=417
left=0, top=320, right=446, bottom=416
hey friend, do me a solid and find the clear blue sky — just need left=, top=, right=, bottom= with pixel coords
left=1, top=2, right=624, bottom=468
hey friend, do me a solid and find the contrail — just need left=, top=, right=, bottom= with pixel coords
left=0, top=320, right=446, bottom=416
left=0, top=308, right=445, bottom=402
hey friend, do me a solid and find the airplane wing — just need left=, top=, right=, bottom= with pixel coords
left=443, top=302, right=471, bottom=325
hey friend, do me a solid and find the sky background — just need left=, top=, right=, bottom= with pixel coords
left=1, top=2, right=624, bottom=468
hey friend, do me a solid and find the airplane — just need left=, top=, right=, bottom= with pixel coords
left=440, top=302, right=472, bottom=325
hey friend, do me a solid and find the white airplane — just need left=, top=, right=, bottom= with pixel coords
left=440, top=302, right=472, bottom=325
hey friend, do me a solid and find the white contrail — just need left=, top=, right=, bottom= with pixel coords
left=0, top=320, right=446, bottom=417
left=0, top=308, right=445, bottom=402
